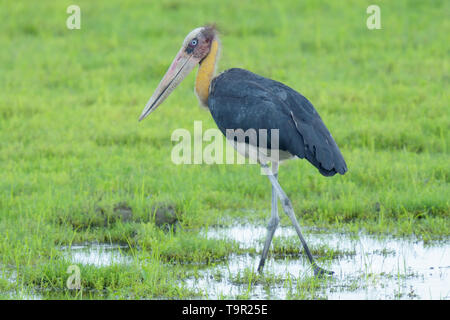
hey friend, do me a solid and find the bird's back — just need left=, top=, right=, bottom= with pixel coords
left=209, top=68, right=347, bottom=176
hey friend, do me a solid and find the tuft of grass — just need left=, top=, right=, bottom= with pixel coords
left=270, top=236, right=356, bottom=259
left=137, top=224, right=240, bottom=264
left=231, top=267, right=285, bottom=287
left=17, top=255, right=197, bottom=299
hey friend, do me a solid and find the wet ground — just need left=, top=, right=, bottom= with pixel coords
left=57, top=224, right=449, bottom=299
left=61, top=243, right=132, bottom=267
left=192, top=225, right=449, bottom=299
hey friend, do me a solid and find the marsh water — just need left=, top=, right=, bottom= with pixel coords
left=4, top=225, right=448, bottom=299
left=61, top=243, right=132, bottom=267
left=194, top=225, right=449, bottom=299
left=55, top=224, right=449, bottom=300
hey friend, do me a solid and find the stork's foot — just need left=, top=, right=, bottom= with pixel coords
left=313, top=265, right=334, bottom=278
left=257, top=260, right=265, bottom=273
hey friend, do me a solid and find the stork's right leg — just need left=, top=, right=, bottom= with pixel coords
left=258, top=162, right=279, bottom=272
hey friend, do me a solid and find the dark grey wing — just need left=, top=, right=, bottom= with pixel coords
left=209, top=68, right=347, bottom=177
left=266, top=75, right=348, bottom=176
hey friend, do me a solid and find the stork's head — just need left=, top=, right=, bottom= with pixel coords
left=139, top=25, right=218, bottom=121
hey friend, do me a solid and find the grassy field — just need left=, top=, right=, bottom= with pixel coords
left=0, top=0, right=449, bottom=299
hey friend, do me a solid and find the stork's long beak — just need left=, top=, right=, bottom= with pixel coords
left=139, top=48, right=200, bottom=121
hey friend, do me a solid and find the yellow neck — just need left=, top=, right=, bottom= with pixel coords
left=195, top=39, right=219, bottom=107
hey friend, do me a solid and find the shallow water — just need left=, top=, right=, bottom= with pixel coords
left=51, top=226, right=450, bottom=299
left=0, top=244, right=132, bottom=299
left=185, top=225, right=450, bottom=299
left=61, top=243, right=131, bottom=267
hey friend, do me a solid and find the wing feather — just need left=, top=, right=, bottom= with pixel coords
left=209, top=68, right=347, bottom=176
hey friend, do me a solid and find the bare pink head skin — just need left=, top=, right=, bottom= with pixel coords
left=139, top=25, right=217, bottom=121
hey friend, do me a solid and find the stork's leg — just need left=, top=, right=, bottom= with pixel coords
left=260, top=163, right=333, bottom=277
left=257, top=162, right=279, bottom=272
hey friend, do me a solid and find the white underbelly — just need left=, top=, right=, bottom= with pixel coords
left=227, top=139, right=294, bottom=164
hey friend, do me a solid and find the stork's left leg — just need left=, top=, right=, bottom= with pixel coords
left=257, top=162, right=279, bottom=272
left=260, top=163, right=333, bottom=277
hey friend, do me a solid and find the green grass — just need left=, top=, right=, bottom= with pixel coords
left=0, top=0, right=449, bottom=299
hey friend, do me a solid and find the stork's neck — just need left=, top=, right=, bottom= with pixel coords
left=195, top=38, right=220, bottom=108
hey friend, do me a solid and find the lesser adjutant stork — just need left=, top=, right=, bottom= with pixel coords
left=139, top=25, right=347, bottom=276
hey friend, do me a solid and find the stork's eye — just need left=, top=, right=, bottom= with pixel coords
left=190, top=38, right=198, bottom=46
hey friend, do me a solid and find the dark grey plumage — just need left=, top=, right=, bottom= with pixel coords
left=208, top=68, right=347, bottom=176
